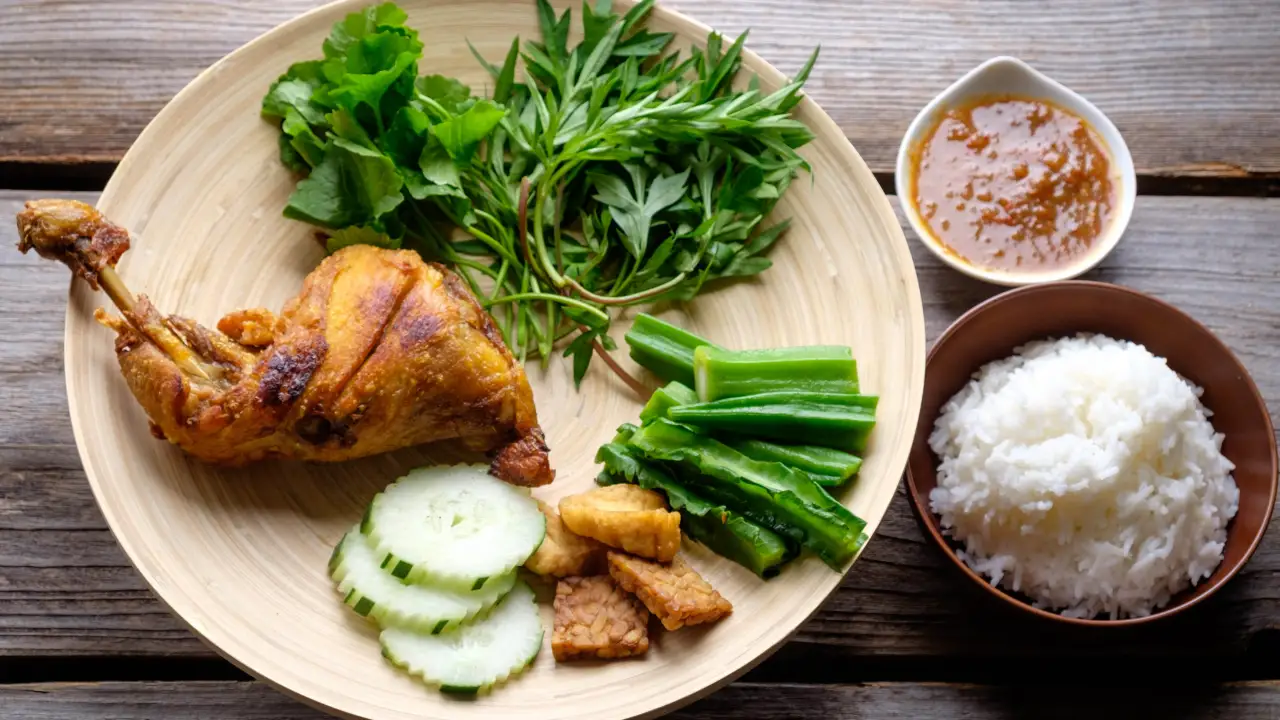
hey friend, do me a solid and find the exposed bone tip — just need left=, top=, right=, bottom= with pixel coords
left=16, top=199, right=103, bottom=257
left=16, top=199, right=133, bottom=303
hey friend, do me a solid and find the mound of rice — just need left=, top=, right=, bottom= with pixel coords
left=928, top=333, right=1239, bottom=619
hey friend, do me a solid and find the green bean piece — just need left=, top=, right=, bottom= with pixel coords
left=628, top=419, right=867, bottom=570
left=624, top=313, right=719, bottom=387
left=731, top=439, right=863, bottom=484
left=693, top=345, right=859, bottom=401
left=668, top=393, right=877, bottom=453
left=638, top=381, right=699, bottom=425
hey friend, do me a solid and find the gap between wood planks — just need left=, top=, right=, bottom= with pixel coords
left=1, top=161, right=1278, bottom=197
left=3, top=640, right=1280, bottom=687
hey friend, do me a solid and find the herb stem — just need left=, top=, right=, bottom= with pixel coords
left=416, top=93, right=452, bottom=118
left=530, top=180, right=568, bottom=287
left=608, top=256, right=632, bottom=295
left=490, top=258, right=511, bottom=302
left=451, top=257, right=501, bottom=281
left=592, top=335, right=650, bottom=397
left=517, top=177, right=533, bottom=265
left=451, top=265, right=484, bottom=300
left=613, top=253, right=642, bottom=296
left=462, top=225, right=520, bottom=265
left=544, top=299, right=557, bottom=366
left=566, top=273, right=688, bottom=306
left=516, top=266, right=531, bottom=363
left=553, top=181, right=565, bottom=274
left=529, top=276, right=552, bottom=360
left=483, top=292, right=610, bottom=323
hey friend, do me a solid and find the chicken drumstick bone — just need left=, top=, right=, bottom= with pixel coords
left=17, top=200, right=553, bottom=487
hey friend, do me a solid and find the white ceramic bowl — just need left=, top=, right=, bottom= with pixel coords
left=894, top=56, right=1136, bottom=287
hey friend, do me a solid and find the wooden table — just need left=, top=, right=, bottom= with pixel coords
left=2, top=1, right=1278, bottom=717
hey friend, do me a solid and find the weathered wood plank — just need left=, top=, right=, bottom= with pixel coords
left=2, top=1, right=1278, bottom=177
left=2, top=191, right=1279, bottom=660
left=1, top=682, right=319, bottom=719
left=676, top=681, right=1280, bottom=719
left=4, top=680, right=1280, bottom=719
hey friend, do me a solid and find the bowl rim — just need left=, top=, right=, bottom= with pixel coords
left=893, top=56, right=1138, bottom=288
left=904, top=279, right=1279, bottom=627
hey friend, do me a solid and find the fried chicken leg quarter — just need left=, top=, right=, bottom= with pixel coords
left=16, top=199, right=553, bottom=486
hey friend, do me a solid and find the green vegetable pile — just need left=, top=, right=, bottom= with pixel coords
left=260, top=1, right=818, bottom=385
left=596, top=314, right=876, bottom=578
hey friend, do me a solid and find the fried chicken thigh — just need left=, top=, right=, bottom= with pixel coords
left=17, top=199, right=553, bottom=486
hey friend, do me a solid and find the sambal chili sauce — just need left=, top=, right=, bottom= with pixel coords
left=909, top=96, right=1116, bottom=274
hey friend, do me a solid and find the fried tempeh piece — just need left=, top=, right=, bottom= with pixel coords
left=552, top=575, right=649, bottom=661
left=559, top=485, right=681, bottom=562
left=607, top=552, right=733, bottom=631
left=525, top=500, right=605, bottom=578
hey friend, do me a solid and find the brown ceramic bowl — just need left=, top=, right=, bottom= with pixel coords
left=906, top=280, right=1278, bottom=626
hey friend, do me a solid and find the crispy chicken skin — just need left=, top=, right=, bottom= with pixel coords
left=17, top=199, right=553, bottom=486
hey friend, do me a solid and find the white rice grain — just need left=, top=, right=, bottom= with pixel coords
left=928, top=333, right=1239, bottom=619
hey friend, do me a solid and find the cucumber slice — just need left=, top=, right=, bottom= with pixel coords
left=330, top=526, right=516, bottom=633
left=363, top=464, right=546, bottom=590
left=381, top=580, right=543, bottom=694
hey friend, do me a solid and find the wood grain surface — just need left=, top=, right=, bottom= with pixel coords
left=2, top=0, right=1278, bottom=178
left=5, top=191, right=1278, bottom=664
left=4, top=680, right=1280, bottom=719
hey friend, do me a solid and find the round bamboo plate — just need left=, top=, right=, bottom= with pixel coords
left=62, top=1, right=924, bottom=718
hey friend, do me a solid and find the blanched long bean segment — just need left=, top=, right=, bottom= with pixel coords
left=693, top=345, right=859, bottom=401
left=624, top=314, right=719, bottom=387
left=668, top=392, right=877, bottom=453
left=628, top=419, right=867, bottom=569
left=730, top=439, right=863, bottom=485
left=638, top=381, right=698, bottom=425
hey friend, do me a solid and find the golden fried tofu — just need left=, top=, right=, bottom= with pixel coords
left=552, top=575, right=649, bottom=661
left=525, top=500, right=605, bottom=577
left=607, top=552, right=733, bottom=631
left=559, top=485, right=681, bottom=562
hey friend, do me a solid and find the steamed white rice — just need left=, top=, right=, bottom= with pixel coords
left=928, top=333, right=1239, bottom=619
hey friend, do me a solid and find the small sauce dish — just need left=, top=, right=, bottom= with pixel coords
left=895, top=56, right=1136, bottom=287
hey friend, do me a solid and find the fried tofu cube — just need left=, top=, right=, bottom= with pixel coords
left=552, top=575, right=650, bottom=661
left=525, top=500, right=605, bottom=578
left=607, top=552, right=733, bottom=631
left=559, top=485, right=681, bottom=562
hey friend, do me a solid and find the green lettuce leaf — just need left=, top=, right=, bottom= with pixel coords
left=417, top=75, right=471, bottom=114
left=326, top=224, right=402, bottom=254
left=262, top=61, right=328, bottom=125
left=429, top=100, right=505, bottom=166
left=282, top=108, right=326, bottom=168
left=324, top=26, right=423, bottom=132
left=284, top=137, right=404, bottom=228
left=277, top=133, right=309, bottom=174
left=381, top=104, right=430, bottom=166
left=323, top=2, right=410, bottom=59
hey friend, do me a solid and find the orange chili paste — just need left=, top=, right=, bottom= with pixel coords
left=910, top=96, right=1115, bottom=273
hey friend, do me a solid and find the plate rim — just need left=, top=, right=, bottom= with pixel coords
left=63, top=0, right=926, bottom=717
